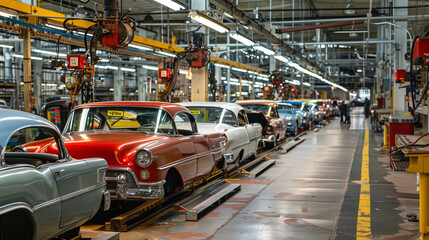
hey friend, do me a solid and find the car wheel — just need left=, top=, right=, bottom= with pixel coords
left=294, top=125, right=299, bottom=136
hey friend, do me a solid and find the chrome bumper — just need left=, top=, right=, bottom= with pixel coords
left=103, top=190, right=111, bottom=211
left=105, top=168, right=166, bottom=200
left=263, top=135, right=276, bottom=142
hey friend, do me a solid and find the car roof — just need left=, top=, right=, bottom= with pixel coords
left=179, top=102, right=244, bottom=115
left=0, top=109, right=58, bottom=150
left=278, top=100, right=306, bottom=105
left=75, top=101, right=190, bottom=116
left=277, top=103, right=294, bottom=107
left=236, top=100, right=278, bottom=107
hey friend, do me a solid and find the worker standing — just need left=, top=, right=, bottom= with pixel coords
left=364, top=98, right=370, bottom=118
left=339, top=101, right=347, bottom=123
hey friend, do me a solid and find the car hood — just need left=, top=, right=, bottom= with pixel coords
left=196, top=122, right=234, bottom=134
left=279, top=114, right=296, bottom=121
left=35, top=131, right=170, bottom=167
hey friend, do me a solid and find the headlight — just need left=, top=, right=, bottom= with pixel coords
left=266, top=125, right=273, bottom=133
left=287, top=120, right=292, bottom=125
left=135, top=149, right=153, bottom=168
left=140, top=170, right=150, bottom=180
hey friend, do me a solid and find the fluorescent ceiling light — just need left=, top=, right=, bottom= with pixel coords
left=157, top=51, right=176, bottom=58
left=0, top=44, right=13, bottom=49
left=179, top=69, right=188, bottom=75
left=153, top=0, right=185, bottom=11
left=143, top=65, right=158, bottom=71
left=33, top=49, right=67, bottom=57
left=121, top=67, right=136, bottom=72
left=223, top=12, right=233, bottom=19
left=12, top=54, right=42, bottom=61
left=107, top=66, right=119, bottom=70
left=189, top=10, right=230, bottom=33
left=333, top=30, right=367, bottom=34
left=128, top=43, right=151, bottom=51
left=229, top=30, right=255, bottom=46
left=45, top=24, right=66, bottom=31
left=0, top=8, right=16, bottom=18
left=303, top=82, right=311, bottom=87
left=274, top=55, right=289, bottom=63
left=231, top=67, right=247, bottom=73
left=254, top=43, right=275, bottom=55
left=99, top=59, right=109, bottom=62
left=214, top=63, right=230, bottom=68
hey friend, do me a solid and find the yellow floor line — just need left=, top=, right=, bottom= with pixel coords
left=357, top=120, right=371, bottom=239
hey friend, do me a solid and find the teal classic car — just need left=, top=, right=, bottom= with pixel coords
left=0, top=109, right=110, bottom=240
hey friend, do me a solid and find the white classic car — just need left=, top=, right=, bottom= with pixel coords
left=180, top=102, right=263, bottom=166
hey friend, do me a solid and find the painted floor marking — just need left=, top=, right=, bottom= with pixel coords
left=357, top=120, right=371, bottom=239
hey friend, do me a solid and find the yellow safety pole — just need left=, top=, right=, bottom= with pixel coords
left=421, top=173, right=429, bottom=239
left=383, top=122, right=388, bottom=149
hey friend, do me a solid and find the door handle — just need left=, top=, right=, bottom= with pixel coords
left=54, top=169, right=65, bottom=176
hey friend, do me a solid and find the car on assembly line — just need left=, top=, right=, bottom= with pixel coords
left=180, top=102, right=263, bottom=167
left=0, top=109, right=109, bottom=240
left=309, top=103, right=324, bottom=124
left=279, top=100, right=311, bottom=129
left=20, top=101, right=227, bottom=201
left=236, top=100, right=287, bottom=148
left=277, top=102, right=303, bottom=136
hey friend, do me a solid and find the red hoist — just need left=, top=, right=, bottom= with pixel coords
left=61, top=0, right=135, bottom=104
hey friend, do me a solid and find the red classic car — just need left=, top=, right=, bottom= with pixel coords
left=21, top=102, right=227, bottom=200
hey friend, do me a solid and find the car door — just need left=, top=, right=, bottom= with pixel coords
left=173, top=112, right=198, bottom=182
left=237, top=110, right=262, bottom=156
left=47, top=159, right=96, bottom=228
left=234, top=110, right=252, bottom=158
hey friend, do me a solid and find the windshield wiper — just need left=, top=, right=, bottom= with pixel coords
left=110, top=116, right=124, bottom=127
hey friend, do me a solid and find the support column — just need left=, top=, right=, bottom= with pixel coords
left=392, top=0, right=408, bottom=113
left=300, top=75, right=304, bottom=98
left=191, top=67, right=209, bottom=102
left=114, top=67, right=123, bottom=101
left=215, top=66, right=222, bottom=101
left=33, top=61, right=42, bottom=113
left=137, top=67, right=147, bottom=101
left=227, top=33, right=231, bottom=102
left=23, top=27, right=32, bottom=113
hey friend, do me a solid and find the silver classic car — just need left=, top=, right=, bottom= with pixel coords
left=0, top=109, right=109, bottom=240
left=180, top=102, right=263, bottom=166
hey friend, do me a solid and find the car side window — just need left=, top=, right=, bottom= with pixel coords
left=237, top=111, right=247, bottom=127
left=157, top=110, right=175, bottom=135
left=174, top=112, right=194, bottom=136
left=5, top=127, right=59, bottom=167
left=222, top=110, right=238, bottom=127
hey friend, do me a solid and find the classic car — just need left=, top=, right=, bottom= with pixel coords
left=180, top=102, right=263, bottom=166
left=280, top=100, right=311, bottom=129
left=309, top=103, right=324, bottom=124
left=22, top=102, right=227, bottom=201
left=277, top=102, right=302, bottom=136
left=236, top=100, right=287, bottom=147
left=0, top=109, right=109, bottom=240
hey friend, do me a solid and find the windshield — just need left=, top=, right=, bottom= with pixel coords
left=290, top=103, right=302, bottom=110
left=187, top=107, right=223, bottom=124
left=240, top=104, right=271, bottom=115
left=64, top=107, right=176, bottom=135
left=277, top=105, right=294, bottom=114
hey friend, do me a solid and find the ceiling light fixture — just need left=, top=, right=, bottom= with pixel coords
left=274, top=55, right=289, bottom=63
left=189, top=10, right=230, bottom=33
left=12, top=54, right=43, bottom=61
left=32, top=49, right=67, bottom=57
left=0, top=44, right=13, bottom=49
left=254, top=43, right=275, bottom=55
left=231, top=67, right=248, bottom=73
left=143, top=65, right=158, bottom=71
left=157, top=51, right=177, bottom=58
left=153, top=0, right=185, bottom=11
left=0, top=7, right=17, bottom=18
left=214, top=63, right=230, bottom=68
left=128, top=43, right=151, bottom=51
left=344, top=1, right=356, bottom=15
left=229, top=30, right=255, bottom=46
left=45, top=24, right=67, bottom=31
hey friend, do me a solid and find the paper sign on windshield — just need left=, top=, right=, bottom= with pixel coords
left=190, top=110, right=201, bottom=115
left=107, top=110, right=124, bottom=117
